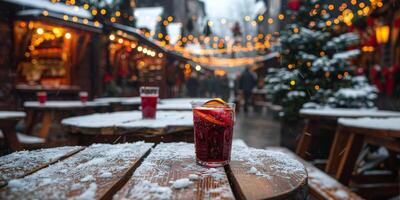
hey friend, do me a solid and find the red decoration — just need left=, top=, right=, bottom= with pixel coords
left=287, top=0, right=300, bottom=11
left=394, top=18, right=400, bottom=28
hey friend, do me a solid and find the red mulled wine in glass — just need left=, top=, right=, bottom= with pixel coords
left=140, top=87, right=159, bottom=119
left=192, top=99, right=235, bottom=167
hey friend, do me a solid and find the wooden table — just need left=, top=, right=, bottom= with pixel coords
left=123, top=98, right=209, bottom=111
left=95, top=97, right=141, bottom=111
left=329, top=117, right=400, bottom=198
left=0, top=142, right=308, bottom=199
left=62, top=111, right=194, bottom=144
left=24, top=101, right=108, bottom=139
left=296, top=108, right=400, bottom=168
left=0, top=111, right=26, bottom=151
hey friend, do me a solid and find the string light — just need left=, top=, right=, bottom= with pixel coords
left=65, top=32, right=71, bottom=39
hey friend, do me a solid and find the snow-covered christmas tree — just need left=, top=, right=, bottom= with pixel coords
left=265, top=0, right=377, bottom=120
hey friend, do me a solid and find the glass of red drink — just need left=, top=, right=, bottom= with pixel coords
left=192, top=101, right=235, bottom=167
left=37, top=91, right=47, bottom=104
left=140, top=86, right=159, bottom=119
left=79, top=91, right=88, bottom=103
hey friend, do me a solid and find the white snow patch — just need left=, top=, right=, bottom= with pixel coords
left=74, top=182, right=97, bottom=200
left=171, top=178, right=193, bottom=189
left=188, top=174, right=199, bottom=180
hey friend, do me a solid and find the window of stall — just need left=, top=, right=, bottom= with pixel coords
left=14, top=20, right=90, bottom=88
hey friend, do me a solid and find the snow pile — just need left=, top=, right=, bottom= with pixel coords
left=0, top=146, right=82, bottom=183
left=171, top=178, right=193, bottom=189
left=1, top=142, right=153, bottom=199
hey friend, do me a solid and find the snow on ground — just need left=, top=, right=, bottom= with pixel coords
left=339, top=117, right=400, bottom=131
left=0, top=131, right=44, bottom=144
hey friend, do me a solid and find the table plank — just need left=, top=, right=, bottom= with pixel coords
left=227, top=145, right=308, bottom=199
left=114, top=142, right=234, bottom=200
left=0, top=146, right=83, bottom=187
left=0, top=142, right=153, bottom=200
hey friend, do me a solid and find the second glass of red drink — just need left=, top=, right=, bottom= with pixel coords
left=79, top=91, right=88, bottom=103
left=192, top=99, right=235, bottom=167
left=37, top=91, right=47, bottom=104
left=140, top=86, right=159, bottom=119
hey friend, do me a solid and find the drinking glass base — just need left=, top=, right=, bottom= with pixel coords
left=196, top=159, right=229, bottom=168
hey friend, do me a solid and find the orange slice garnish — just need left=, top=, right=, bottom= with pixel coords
left=193, top=109, right=225, bottom=126
left=203, top=98, right=228, bottom=108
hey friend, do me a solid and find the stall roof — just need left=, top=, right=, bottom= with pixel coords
left=16, top=9, right=102, bottom=33
left=2, top=0, right=92, bottom=19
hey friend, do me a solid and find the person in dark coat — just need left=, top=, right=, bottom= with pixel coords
left=186, top=73, right=199, bottom=97
left=239, top=68, right=256, bottom=112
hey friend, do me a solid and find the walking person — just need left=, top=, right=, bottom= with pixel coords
left=239, top=68, right=256, bottom=112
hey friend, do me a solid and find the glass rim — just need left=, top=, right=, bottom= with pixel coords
left=191, top=101, right=235, bottom=108
left=140, top=86, right=159, bottom=90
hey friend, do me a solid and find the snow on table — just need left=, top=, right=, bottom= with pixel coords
left=0, top=146, right=83, bottom=187
left=114, top=142, right=234, bottom=200
left=300, top=107, right=400, bottom=118
left=115, top=142, right=307, bottom=200
left=0, top=142, right=153, bottom=200
left=95, top=97, right=141, bottom=105
left=62, top=111, right=193, bottom=135
left=338, top=117, right=400, bottom=131
left=0, top=111, right=25, bottom=120
left=24, top=101, right=108, bottom=109
left=229, top=145, right=307, bottom=199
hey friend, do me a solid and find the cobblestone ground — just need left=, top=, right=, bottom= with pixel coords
left=233, top=109, right=281, bottom=148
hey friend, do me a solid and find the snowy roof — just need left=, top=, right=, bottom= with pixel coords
left=339, top=117, right=400, bottom=131
left=3, top=0, right=92, bottom=19
left=167, top=23, right=182, bottom=45
left=134, top=7, right=163, bottom=33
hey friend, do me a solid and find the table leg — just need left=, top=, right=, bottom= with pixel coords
left=38, top=111, right=52, bottom=139
left=25, top=110, right=38, bottom=135
left=335, top=132, right=365, bottom=185
left=1, top=121, right=23, bottom=151
left=325, top=126, right=350, bottom=175
left=296, top=119, right=314, bottom=159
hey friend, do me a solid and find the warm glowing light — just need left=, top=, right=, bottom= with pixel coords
left=290, top=80, right=296, bottom=86
left=83, top=4, right=89, bottom=9
left=65, top=32, right=71, bottom=39
left=244, top=16, right=251, bottom=21
left=72, top=16, right=78, bottom=22
left=115, top=11, right=121, bottom=17
left=42, top=10, right=48, bottom=16
left=100, top=9, right=106, bottom=15
left=109, top=34, right=115, bottom=41
left=63, top=15, right=69, bottom=21
left=268, top=18, right=273, bottom=24
left=91, top=9, right=97, bottom=15
left=195, top=65, right=202, bottom=71
left=36, top=28, right=44, bottom=35
left=375, top=25, right=390, bottom=44
left=278, top=14, right=285, bottom=20
left=258, top=15, right=264, bottom=21
left=167, top=16, right=173, bottom=22
left=118, top=38, right=123, bottom=44
left=314, top=85, right=320, bottom=90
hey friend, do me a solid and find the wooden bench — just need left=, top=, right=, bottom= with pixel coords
left=268, top=147, right=364, bottom=200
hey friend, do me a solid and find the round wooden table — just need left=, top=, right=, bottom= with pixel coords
left=62, top=111, right=194, bottom=144
left=0, top=111, right=26, bottom=151
left=23, top=101, right=108, bottom=139
left=0, top=142, right=308, bottom=200
left=296, top=108, right=400, bottom=174
left=95, top=97, right=141, bottom=111
left=122, top=98, right=210, bottom=111
left=332, top=117, right=400, bottom=189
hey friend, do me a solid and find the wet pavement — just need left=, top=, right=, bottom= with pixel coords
left=233, top=108, right=281, bottom=148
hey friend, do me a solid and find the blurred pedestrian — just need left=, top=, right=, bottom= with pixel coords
left=186, top=73, right=199, bottom=97
left=239, top=68, right=256, bottom=112
left=220, top=75, right=230, bottom=101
